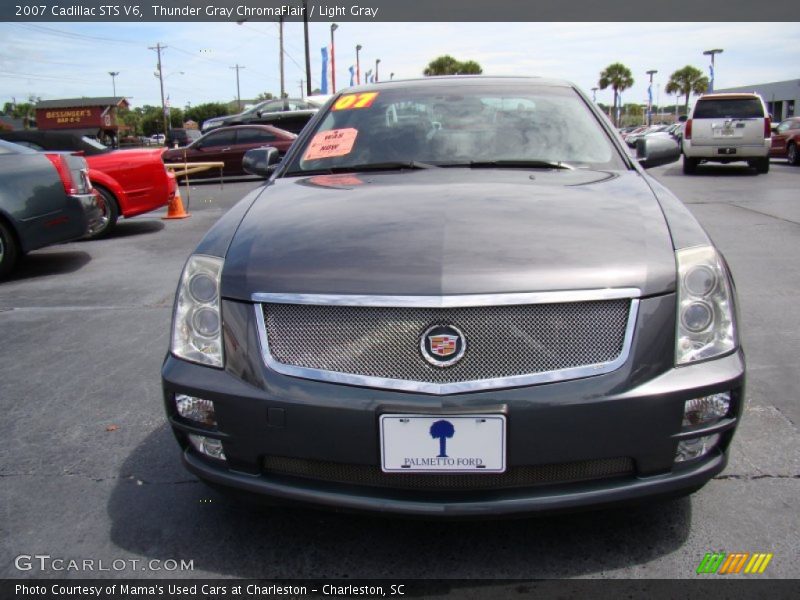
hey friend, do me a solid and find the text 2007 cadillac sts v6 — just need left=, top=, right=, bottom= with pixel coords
left=162, top=77, right=744, bottom=516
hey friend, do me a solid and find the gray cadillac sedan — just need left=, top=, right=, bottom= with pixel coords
left=162, top=77, right=744, bottom=516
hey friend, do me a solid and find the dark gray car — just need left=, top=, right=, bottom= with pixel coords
left=0, top=140, right=102, bottom=278
left=162, top=77, right=744, bottom=516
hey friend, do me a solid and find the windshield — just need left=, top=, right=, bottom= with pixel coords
left=284, top=84, right=625, bottom=174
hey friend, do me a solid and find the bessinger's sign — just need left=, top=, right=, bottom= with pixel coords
left=37, top=106, right=107, bottom=129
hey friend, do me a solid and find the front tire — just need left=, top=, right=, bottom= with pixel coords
left=683, top=156, right=699, bottom=174
left=788, top=142, right=799, bottom=166
left=0, top=219, right=20, bottom=279
left=89, top=185, right=119, bottom=238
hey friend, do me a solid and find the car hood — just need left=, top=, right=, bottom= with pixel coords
left=221, top=168, right=677, bottom=300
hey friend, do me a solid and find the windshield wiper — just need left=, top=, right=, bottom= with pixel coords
left=442, top=160, right=574, bottom=170
left=285, top=161, right=438, bottom=177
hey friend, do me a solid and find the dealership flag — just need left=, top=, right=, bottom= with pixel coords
left=320, top=47, right=329, bottom=94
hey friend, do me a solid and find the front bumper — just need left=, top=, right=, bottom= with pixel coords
left=162, top=295, right=745, bottom=516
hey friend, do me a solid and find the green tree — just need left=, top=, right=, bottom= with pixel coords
left=457, top=60, right=483, bottom=75
left=665, top=66, right=709, bottom=114
left=598, top=63, right=634, bottom=126
left=184, top=102, right=230, bottom=125
left=423, top=55, right=482, bottom=76
left=254, top=92, right=275, bottom=101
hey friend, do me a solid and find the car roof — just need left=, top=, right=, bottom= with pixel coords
left=341, top=75, right=575, bottom=93
left=0, top=138, right=37, bottom=154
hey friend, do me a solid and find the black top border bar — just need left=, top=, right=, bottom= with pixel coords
left=2, top=0, right=797, bottom=22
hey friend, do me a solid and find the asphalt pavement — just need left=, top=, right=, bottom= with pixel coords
left=0, top=161, right=797, bottom=581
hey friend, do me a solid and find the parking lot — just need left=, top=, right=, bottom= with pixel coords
left=1, top=160, right=798, bottom=580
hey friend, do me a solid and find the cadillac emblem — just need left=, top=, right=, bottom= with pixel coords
left=421, top=324, right=467, bottom=367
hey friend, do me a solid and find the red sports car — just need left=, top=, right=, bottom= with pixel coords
left=162, top=125, right=297, bottom=176
left=0, top=130, right=176, bottom=237
left=769, top=117, right=800, bottom=165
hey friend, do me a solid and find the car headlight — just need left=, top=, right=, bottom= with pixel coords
left=675, top=246, right=737, bottom=365
left=171, top=254, right=224, bottom=367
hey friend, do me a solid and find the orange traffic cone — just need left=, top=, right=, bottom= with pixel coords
left=163, top=186, right=190, bottom=219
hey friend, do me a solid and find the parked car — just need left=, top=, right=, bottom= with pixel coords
left=162, top=125, right=296, bottom=176
left=202, top=99, right=319, bottom=134
left=149, top=134, right=166, bottom=145
left=769, top=117, right=800, bottom=165
left=682, top=93, right=771, bottom=174
left=0, top=130, right=177, bottom=237
left=0, top=140, right=102, bottom=278
left=166, top=128, right=202, bottom=148
left=162, top=76, right=744, bottom=517
left=626, top=125, right=669, bottom=148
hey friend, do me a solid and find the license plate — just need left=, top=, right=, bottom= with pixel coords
left=379, top=414, right=506, bottom=473
left=718, top=147, right=737, bottom=155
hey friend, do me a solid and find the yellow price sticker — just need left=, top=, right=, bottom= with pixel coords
left=332, top=92, right=379, bottom=111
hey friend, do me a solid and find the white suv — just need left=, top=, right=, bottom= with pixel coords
left=682, top=93, right=771, bottom=174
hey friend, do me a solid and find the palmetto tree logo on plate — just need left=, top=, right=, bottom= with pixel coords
left=430, top=419, right=455, bottom=457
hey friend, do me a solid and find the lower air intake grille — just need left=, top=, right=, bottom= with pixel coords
left=262, top=456, right=635, bottom=491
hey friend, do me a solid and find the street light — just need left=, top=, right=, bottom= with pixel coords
left=355, top=44, right=362, bottom=85
left=375, top=58, right=380, bottom=83
left=703, top=49, right=723, bottom=93
left=646, top=69, right=657, bottom=125
left=108, top=71, right=119, bottom=98
left=330, top=23, right=338, bottom=93
left=591, top=86, right=598, bottom=102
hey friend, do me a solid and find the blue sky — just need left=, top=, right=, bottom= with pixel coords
left=1, top=21, right=797, bottom=110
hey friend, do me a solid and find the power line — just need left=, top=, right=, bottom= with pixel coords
left=12, top=23, right=139, bottom=45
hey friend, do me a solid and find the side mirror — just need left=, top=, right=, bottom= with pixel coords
left=637, top=136, right=681, bottom=169
left=242, top=146, right=280, bottom=177
left=256, top=110, right=263, bottom=118
left=770, top=123, right=779, bottom=133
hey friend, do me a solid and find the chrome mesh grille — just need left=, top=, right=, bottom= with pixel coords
left=263, top=456, right=635, bottom=490
left=262, top=300, right=631, bottom=384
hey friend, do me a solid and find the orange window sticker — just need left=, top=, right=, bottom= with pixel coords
left=304, top=128, right=359, bottom=160
left=332, top=92, right=379, bottom=110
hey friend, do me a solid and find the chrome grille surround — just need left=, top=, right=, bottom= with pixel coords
left=253, top=290, right=640, bottom=395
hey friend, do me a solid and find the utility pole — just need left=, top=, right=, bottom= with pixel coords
left=279, top=16, right=285, bottom=98
left=330, top=24, right=338, bottom=93
left=303, top=0, right=311, bottom=96
left=375, top=58, right=380, bottom=83
left=230, top=64, right=245, bottom=111
left=356, top=44, right=362, bottom=85
left=149, top=43, right=168, bottom=135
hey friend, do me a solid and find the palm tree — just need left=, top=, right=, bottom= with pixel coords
left=598, top=63, right=634, bottom=127
left=430, top=420, right=455, bottom=457
left=665, top=66, right=710, bottom=114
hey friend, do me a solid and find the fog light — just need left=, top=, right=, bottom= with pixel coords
left=683, top=392, right=730, bottom=427
left=188, top=434, right=226, bottom=460
left=175, top=394, right=217, bottom=427
left=675, top=434, right=720, bottom=463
